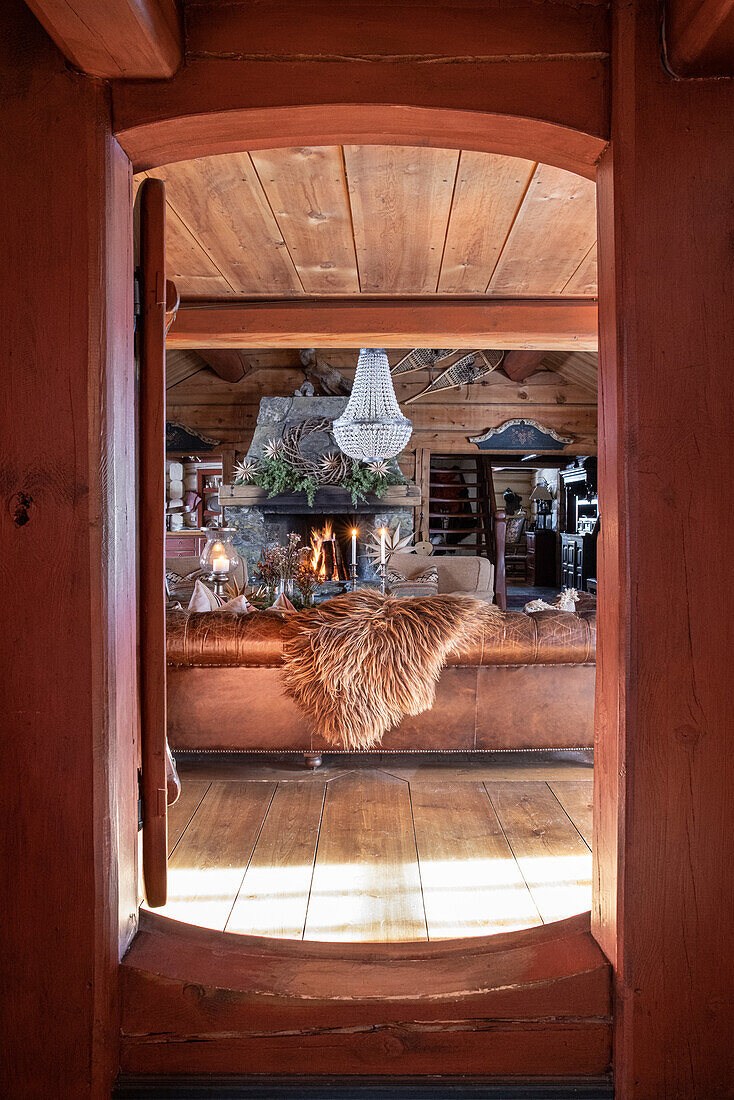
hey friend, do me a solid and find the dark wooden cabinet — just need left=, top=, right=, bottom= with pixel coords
left=526, top=529, right=557, bottom=587
left=561, top=532, right=596, bottom=591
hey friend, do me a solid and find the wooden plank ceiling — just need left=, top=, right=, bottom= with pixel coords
left=136, top=146, right=597, bottom=300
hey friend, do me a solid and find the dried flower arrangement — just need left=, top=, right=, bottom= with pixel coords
left=255, top=532, right=302, bottom=587
left=294, top=549, right=320, bottom=603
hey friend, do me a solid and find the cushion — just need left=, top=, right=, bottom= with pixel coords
left=388, top=551, right=494, bottom=596
left=506, top=514, right=526, bottom=544
left=386, top=564, right=439, bottom=598
left=187, top=579, right=254, bottom=614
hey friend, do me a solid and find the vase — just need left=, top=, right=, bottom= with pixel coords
left=276, top=578, right=295, bottom=598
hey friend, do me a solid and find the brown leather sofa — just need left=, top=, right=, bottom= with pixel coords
left=166, top=605, right=596, bottom=759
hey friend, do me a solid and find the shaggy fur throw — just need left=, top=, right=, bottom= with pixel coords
left=281, top=588, right=501, bottom=750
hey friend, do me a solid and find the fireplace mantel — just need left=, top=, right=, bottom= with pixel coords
left=220, top=482, right=419, bottom=514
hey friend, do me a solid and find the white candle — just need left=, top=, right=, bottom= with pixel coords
left=212, top=551, right=229, bottom=573
left=380, top=527, right=386, bottom=565
left=351, top=528, right=357, bottom=565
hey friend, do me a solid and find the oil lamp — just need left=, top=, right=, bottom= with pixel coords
left=200, top=525, right=241, bottom=597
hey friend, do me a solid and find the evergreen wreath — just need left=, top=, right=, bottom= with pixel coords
left=234, top=417, right=406, bottom=507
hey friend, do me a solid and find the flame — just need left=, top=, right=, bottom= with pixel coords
left=310, top=520, right=338, bottom=581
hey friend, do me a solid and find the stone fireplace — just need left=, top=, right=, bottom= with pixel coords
left=220, top=396, right=418, bottom=584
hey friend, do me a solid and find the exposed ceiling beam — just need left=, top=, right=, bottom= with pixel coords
left=664, top=0, right=734, bottom=75
left=500, top=350, right=548, bottom=382
left=24, top=0, right=182, bottom=78
left=167, top=299, right=598, bottom=351
left=196, top=349, right=251, bottom=383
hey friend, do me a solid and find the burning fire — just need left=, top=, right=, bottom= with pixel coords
left=310, top=520, right=344, bottom=582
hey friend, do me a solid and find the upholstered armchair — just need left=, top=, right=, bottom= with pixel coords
left=387, top=551, right=495, bottom=603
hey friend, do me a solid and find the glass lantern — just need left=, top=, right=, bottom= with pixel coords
left=200, top=526, right=241, bottom=597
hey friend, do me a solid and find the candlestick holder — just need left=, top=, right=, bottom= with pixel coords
left=209, top=572, right=230, bottom=598
left=350, top=563, right=359, bottom=591
left=378, top=562, right=387, bottom=596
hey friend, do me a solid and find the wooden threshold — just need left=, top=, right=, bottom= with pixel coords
left=114, top=1072, right=614, bottom=1097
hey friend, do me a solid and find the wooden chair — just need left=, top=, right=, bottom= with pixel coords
left=504, top=513, right=528, bottom=583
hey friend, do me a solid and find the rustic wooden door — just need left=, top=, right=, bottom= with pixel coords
left=135, top=177, right=169, bottom=907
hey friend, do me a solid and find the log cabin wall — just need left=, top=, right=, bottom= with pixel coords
left=166, top=348, right=599, bottom=486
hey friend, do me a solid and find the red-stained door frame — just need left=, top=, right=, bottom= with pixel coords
left=114, top=104, right=617, bottom=1081
left=112, top=7, right=733, bottom=1095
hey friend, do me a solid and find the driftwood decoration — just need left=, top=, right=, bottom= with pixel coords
left=391, top=348, right=456, bottom=377
left=404, top=350, right=505, bottom=404
left=300, top=348, right=352, bottom=396
left=280, top=417, right=351, bottom=484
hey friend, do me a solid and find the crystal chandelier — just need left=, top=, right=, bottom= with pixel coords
left=332, top=348, right=413, bottom=462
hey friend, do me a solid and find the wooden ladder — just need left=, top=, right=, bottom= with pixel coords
left=476, top=456, right=507, bottom=610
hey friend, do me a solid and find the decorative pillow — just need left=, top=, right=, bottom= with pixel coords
left=188, top=579, right=222, bottom=611
left=506, top=514, right=526, bottom=544
left=386, top=564, right=439, bottom=598
left=187, top=579, right=254, bottom=614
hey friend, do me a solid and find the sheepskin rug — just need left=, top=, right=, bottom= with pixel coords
left=282, top=588, right=501, bottom=750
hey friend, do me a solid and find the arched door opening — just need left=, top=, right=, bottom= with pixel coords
left=122, top=108, right=613, bottom=1078
left=144, top=142, right=599, bottom=944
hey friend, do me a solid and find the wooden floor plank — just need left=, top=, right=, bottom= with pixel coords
left=158, top=781, right=276, bottom=930
left=410, top=781, right=541, bottom=939
left=549, top=780, right=594, bottom=848
left=173, top=750, right=593, bottom=786
left=226, top=781, right=326, bottom=939
left=175, top=755, right=356, bottom=784
left=304, top=771, right=427, bottom=942
left=167, top=779, right=210, bottom=855
left=385, top=750, right=593, bottom=784
left=486, top=781, right=592, bottom=924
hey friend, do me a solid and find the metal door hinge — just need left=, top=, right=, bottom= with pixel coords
left=137, top=768, right=144, bottom=831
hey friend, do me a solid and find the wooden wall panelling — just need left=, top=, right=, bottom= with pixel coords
left=184, top=0, right=610, bottom=66
left=167, top=364, right=598, bottom=406
left=344, top=145, right=460, bottom=293
left=249, top=146, right=360, bottom=294
left=438, top=152, right=537, bottom=294
left=166, top=401, right=597, bottom=440
left=147, top=156, right=304, bottom=295
left=165, top=352, right=207, bottom=388
left=489, top=164, right=597, bottom=295
left=2, top=3, right=136, bottom=1093
left=544, top=351, right=599, bottom=396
